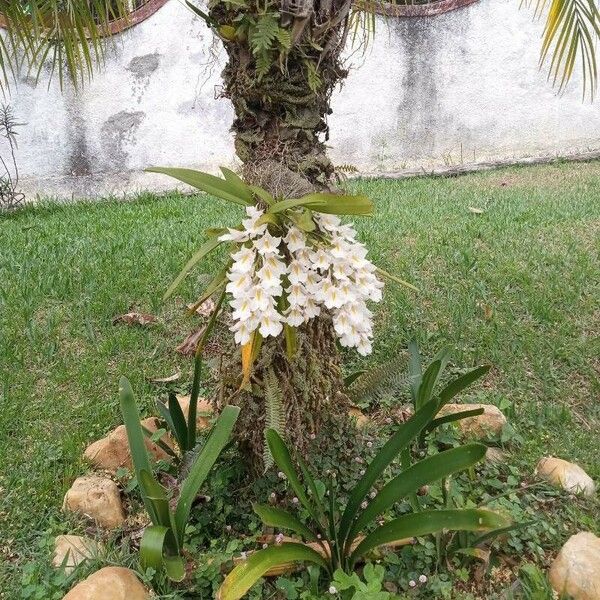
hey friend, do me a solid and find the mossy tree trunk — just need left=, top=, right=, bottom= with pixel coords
left=208, top=0, right=355, bottom=472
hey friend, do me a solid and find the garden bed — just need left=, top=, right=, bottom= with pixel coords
left=1, top=161, right=599, bottom=599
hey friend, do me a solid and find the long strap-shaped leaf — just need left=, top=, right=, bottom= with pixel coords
left=437, top=366, right=491, bottom=409
left=119, top=377, right=157, bottom=523
left=268, top=196, right=326, bottom=214
left=266, top=429, right=325, bottom=536
left=174, top=405, right=240, bottom=544
left=220, top=167, right=254, bottom=204
left=416, top=359, right=441, bottom=410
left=350, top=509, right=510, bottom=567
left=167, top=392, right=189, bottom=451
left=216, top=543, right=328, bottom=600
left=297, top=192, right=373, bottom=216
left=338, top=401, right=437, bottom=550
left=138, top=470, right=175, bottom=532
left=253, top=504, right=318, bottom=541
left=347, top=444, right=487, bottom=543
left=408, top=338, right=422, bottom=407
left=425, top=408, right=485, bottom=434
left=146, top=167, right=252, bottom=206
left=140, top=524, right=186, bottom=581
left=163, top=235, right=223, bottom=300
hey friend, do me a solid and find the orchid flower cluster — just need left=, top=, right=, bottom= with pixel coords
left=219, top=205, right=384, bottom=356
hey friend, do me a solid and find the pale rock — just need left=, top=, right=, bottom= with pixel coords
left=536, top=456, right=596, bottom=497
left=485, top=447, right=508, bottom=464
left=62, top=566, right=150, bottom=600
left=53, top=535, right=102, bottom=574
left=176, top=395, right=213, bottom=430
left=437, top=403, right=507, bottom=438
left=348, top=406, right=369, bottom=429
left=84, top=417, right=173, bottom=473
left=63, top=476, right=125, bottom=529
left=549, top=531, right=600, bottom=600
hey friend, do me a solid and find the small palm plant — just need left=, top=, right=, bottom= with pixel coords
left=119, top=377, right=240, bottom=581
left=216, top=401, right=510, bottom=600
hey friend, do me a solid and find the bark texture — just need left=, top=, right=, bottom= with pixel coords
left=208, top=0, right=355, bottom=471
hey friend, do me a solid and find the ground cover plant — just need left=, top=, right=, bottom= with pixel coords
left=0, top=161, right=599, bottom=599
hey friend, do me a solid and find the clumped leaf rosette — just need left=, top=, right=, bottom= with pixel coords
left=149, top=166, right=416, bottom=362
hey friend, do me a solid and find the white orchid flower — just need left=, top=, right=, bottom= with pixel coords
left=225, top=272, right=252, bottom=297
left=286, top=307, right=305, bottom=327
left=262, top=254, right=287, bottom=276
left=230, top=246, right=256, bottom=273
left=309, top=248, right=331, bottom=271
left=259, top=310, right=284, bottom=338
left=257, top=263, right=282, bottom=289
left=288, top=260, right=308, bottom=284
left=219, top=227, right=250, bottom=243
left=284, top=226, right=306, bottom=253
left=254, top=231, right=282, bottom=256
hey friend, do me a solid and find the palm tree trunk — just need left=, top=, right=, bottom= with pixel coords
left=210, top=5, right=354, bottom=471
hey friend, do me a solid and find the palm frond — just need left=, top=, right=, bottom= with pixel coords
left=0, top=0, right=130, bottom=89
left=531, top=0, right=600, bottom=99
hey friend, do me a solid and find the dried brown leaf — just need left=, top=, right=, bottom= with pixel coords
left=112, top=312, right=158, bottom=326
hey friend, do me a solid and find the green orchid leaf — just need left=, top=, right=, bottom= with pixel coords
left=408, top=338, right=422, bottom=407
left=216, top=543, right=328, bottom=600
left=119, top=377, right=157, bottom=523
left=253, top=504, right=317, bottom=541
left=437, top=366, right=491, bottom=409
left=140, top=525, right=169, bottom=572
left=220, top=166, right=254, bottom=203
left=266, top=429, right=323, bottom=529
left=163, top=236, right=222, bottom=300
left=146, top=167, right=252, bottom=206
left=348, top=444, right=487, bottom=542
left=338, top=401, right=438, bottom=549
left=350, top=509, right=510, bottom=566
left=138, top=470, right=174, bottom=532
left=299, top=193, right=373, bottom=216
left=416, top=359, right=441, bottom=410
left=174, top=405, right=240, bottom=544
left=268, top=196, right=326, bottom=214
left=425, top=408, right=485, bottom=433
left=249, top=185, right=274, bottom=206
left=168, top=391, right=189, bottom=451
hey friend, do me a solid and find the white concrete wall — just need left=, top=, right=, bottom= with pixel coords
left=5, top=0, right=600, bottom=198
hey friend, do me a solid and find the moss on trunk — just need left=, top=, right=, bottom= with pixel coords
left=207, top=0, right=355, bottom=470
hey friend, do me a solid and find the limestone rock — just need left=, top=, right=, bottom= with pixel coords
left=437, top=403, right=507, bottom=438
left=176, top=395, right=213, bottom=430
left=53, top=535, right=102, bottom=574
left=63, top=566, right=149, bottom=600
left=549, top=532, right=600, bottom=600
left=536, top=456, right=596, bottom=497
left=348, top=406, right=369, bottom=429
left=485, top=447, right=508, bottom=464
left=84, top=417, right=173, bottom=473
left=63, top=476, right=125, bottom=529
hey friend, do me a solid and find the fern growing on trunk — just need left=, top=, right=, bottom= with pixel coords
left=263, top=368, right=285, bottom=471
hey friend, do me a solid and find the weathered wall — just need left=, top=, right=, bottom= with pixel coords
left=5, top=0, right=600, bottom=198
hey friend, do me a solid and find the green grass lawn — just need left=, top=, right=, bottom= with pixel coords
left=1, top=161, right=599, bottom=598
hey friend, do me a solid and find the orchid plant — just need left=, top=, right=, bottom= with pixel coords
left=149, top=166, right=415, bottom=375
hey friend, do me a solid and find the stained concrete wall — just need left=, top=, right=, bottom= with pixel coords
left=5, top=0, right=600, bottom=198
